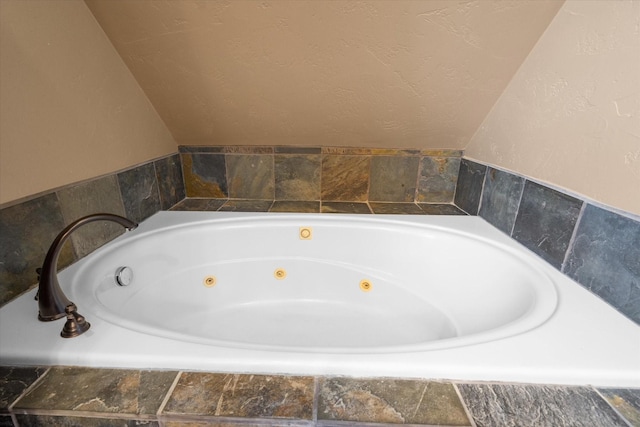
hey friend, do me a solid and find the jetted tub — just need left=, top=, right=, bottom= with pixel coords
left=1, top=211, right=638, bottom=387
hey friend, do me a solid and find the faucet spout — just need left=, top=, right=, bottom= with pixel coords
left=37, top=213, right=138, bottom=337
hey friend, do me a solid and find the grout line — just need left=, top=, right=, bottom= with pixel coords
left=452, top=383, right=478, bottom=427
left=475, top=163, right=489, bottom=216
left=178, top=152, right=187, bottom=202
left=313, top=376, right=320, bottom=424
left=7, top=367, right=51, bottom=413
left=592, top=387, right=635, bottom=427
left=151, top=159, right=164, bottom=211
left=157, top=371, right=183, bottom=418
left=560, top=201, right=587, bottom=274
left=509, top=178, right=528, bottom=238
left=451, top=158, right=462, bottom=208
left=413, top=155, right=423, bottom=204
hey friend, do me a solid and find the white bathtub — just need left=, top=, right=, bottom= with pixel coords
left=1, top=211, right=638, bottom=387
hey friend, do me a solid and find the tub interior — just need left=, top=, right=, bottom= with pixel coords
left=69, top=215, right=557, bottom=353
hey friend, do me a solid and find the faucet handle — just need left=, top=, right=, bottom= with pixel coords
left=61, top=304, right=91, bottom=338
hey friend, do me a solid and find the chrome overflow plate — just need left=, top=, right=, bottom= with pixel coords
left=115, top=266, right=133, bottom=286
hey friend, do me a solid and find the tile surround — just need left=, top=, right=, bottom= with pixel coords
left=182, top=153, right=227, bottom=198
left=458, top=158, right=640, bottom=326
left=2, top=366, right=638, bottom=427
left=226, top=154, right=274, bottom=199
left=478, top=167, right=525, bottom=234
left=118, top=162, right=162, bottom=223
left=180, top=145, right=463, bottom=205
left=274, top=154, right=321, bottom=200
left=417, top=156, right=461, bottom=203
left=57, top=175, right=127, bottom=259
left=458, top=383, right=630, bottom=427
left=2, top=145, right=639, bottom=327
left=0, top=194, right=72, bottom=305
left=0, top=367, right=47, bottom=413
left=564, top=204, right=640, bottom=324
left=163, top=373, right=315, bottom=420
left=154, top=153, right=186, bottom=210
left=599, top=388, right=640, bottom=426
left=0, top=153, right=185, bottom=307
left=318, top=377, right=470, bottom=425
left=321, top=154, right=370, bottom=201
left=1, top=145, right=639, bottom=426
left=453, top=158, right=486, bottom=216
left=1, top=145, right=639, bottom=327
left=512, top=181, right=583, bottom=270
left=369, top=155, right=420, bottom=202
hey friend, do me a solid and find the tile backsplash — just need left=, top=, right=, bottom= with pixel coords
left=457, top=158, right=640, bottom=325
left=179, top=146, right=462, bottom=203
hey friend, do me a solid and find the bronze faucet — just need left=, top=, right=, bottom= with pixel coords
left=37, top=213, right=138, bottom=338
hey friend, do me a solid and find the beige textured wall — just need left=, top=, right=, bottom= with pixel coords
left=466, top=0, right=640, bottom=216
left=0, top=0, right=176, bottom=205
left=85, top=0, right=562, bottom=149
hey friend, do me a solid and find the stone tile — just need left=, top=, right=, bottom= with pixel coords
left=512, top=181, right=582, bottom=269
left=421, top=149, right=463, bottom=157
left=117, top=162, right=162, bottom=223
left=318, top=377, right=470, bottom=425
left=0, top=366, right=47, bottom=412
left=322, top=147, right=371, bottom=155
left=14, top=414, right=159, bottom=426
left=155, top=154, right=185, bottom=210
left=162, top=373, right=314, bottom=421
left=179, top=145, right=225, bottom=153
left=371, top=148, right=420, bottom=156
left=164, top=422, right=274, bottom=427
left=369, top=156, right=420, bottom=202
left=14, top=367, right=177, bottom=416
left=224, top=146, right=273, bottom=154
left=0, top=194, right=73, bottom=306
left=417, top=156, right=461, bottom=203
left=270, top=201, right=320, bottom=213
left=458, top=383, right=629, bottom=427
left=564, top=204, right=640, bottom=324
left=274, top=146, right=321, bottom=154
left=454, top=158, right=487, bottom=215
left=219, top=200, right=273, bottom=212
left=170, top=198, right=227, bottom=211
left=321, top=202, right=372, bottom=214
left=369, top=202, right=424, bottom=215
left=226, top=154, right=274, bottom=199
left=598, top=388, right=640, bottom=427
left=418, top=203, right=466, bottom=215
left=274, top=154, right=321, bottom=201
left=479, top=167, right=525, bottom=235
left=182, top=153, right=228, bottom=198
left=57, top=175, right=128, bottom=259
left=321, top=155, right=370, bottom=201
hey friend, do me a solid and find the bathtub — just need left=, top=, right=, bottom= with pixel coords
left=1, top=211, right=638, bottom=387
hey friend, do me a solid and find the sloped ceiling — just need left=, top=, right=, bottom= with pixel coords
left=85, top=0, right=563, bottom=149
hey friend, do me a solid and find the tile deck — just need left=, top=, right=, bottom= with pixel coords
left=2, top=366, right=638, bottom=427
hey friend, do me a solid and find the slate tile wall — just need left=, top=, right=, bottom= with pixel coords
left=457, top=158, right=640, bottom=325
left=179, top=146, right=463, bottom=204
left=0, top=153, right=185, bottom=307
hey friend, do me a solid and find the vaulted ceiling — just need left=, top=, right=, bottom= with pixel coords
left=85, top=0, right=564, bottom=149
